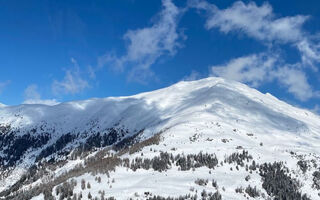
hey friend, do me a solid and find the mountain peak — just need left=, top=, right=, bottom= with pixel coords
left=1, top=78, right=320, bottom=199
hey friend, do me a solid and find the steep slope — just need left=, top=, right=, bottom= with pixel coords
left=0, top=77, right=320, bottom=200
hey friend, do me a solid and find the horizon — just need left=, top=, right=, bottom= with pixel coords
left=0, top=0, right=319, bottom=113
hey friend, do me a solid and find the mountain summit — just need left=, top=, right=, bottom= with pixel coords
left=1, top=77, right=320, bottom=199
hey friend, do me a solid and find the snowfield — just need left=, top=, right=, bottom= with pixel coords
left=1, top=77, right=320, bottom=199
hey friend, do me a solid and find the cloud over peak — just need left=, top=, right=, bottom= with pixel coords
left=210, top=52, right=318, bottom=101
left=189, top=0, right=320, bottom=101
left=210, top=53, right=276, bottom=88
left=24, top=84, right=59, bottom=106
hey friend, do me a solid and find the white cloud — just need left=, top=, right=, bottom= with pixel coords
left=210, top=53, right=318, bottom=101
left=23, top=84, right=59, bottom=106
left=313, top=104, right=320, bottom=114
left=0, top=80, right=10, bottom=94
left=191, top=0, right=320, bottom=69
left=190, top=0, right=320, bottom=101
left=88, top=65, right=96, bottom=79
left=210, top=53, right=276, bottom=87
left=52, top=58, right=90, bottom=95
left=182, top=70, right=202, bottom=81
left=97, top=52, right=122, bottom=72
left=297, top=39, right=320, bottom=69
left=101, top=0, right=183, bottom=82
left=272, top=66, right=315, bottom=101
left=23, top=99, right=59, bottom=106
left=203, top=1, right=307, bottom=43
left=124, top=0, right=180, bottom=65
left=24, top=84, right=41, bottom=100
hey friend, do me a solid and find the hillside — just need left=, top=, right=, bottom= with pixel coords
left=0, top=77, right=320, bottom=200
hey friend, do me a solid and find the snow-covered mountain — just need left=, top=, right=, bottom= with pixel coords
left=0, top=77, right=320, bottom=200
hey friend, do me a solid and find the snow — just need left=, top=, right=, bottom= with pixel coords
left=30, top=193, right=44, bottom=200
left=0, top=166, right=26, bottom=192
left=1, top=77, right=320, bottom=199
left=1, top=77, right=319, bottom=136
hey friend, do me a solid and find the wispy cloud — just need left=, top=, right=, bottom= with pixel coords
left=273, top=66, right=316, bottom=101
left=87, top=65, right=96, bottom=79
left=23, top=84, right=59, bottom=106
left=297, top=39, right=320, bottom=69
left=210, top=53, right=276, bottom=87
left=99, top=0, right=184, bottom=82
left=190, top=0, right=320, bottom=69
left=313, top=104, right=320, bottom=114
left=0, top=80, right=11, bottom=95
left=182, top=70, right=203, bottom=81
left=52, top=58, right=90, bottom=95
left=210, top=52, right=318, bottom=101
left=190, top=0, right=320, bottom=101
left=193, top=1, right=307, bottom=43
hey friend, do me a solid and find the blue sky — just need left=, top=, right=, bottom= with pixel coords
left=0, top=0, right=319, bottom=113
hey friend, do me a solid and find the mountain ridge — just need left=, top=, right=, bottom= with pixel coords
left=0, top=77, right=320, bottom=199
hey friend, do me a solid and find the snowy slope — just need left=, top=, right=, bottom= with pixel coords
left=1, top=77, right=320, bottom=199
left=2, top=77, right=318, bottom=139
